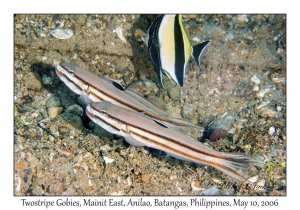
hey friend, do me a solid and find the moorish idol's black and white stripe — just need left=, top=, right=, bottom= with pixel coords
left=143, top=14, right=210, bottom=88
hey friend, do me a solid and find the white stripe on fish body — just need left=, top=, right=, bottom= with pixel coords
left=56, top=65, right=88, bottom=95
left=86, top=102, right=263, bottom=183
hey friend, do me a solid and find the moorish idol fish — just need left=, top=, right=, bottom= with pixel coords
left=142, top=14, right=210, bottom=88
left=86, top=101, right=263, bottom=183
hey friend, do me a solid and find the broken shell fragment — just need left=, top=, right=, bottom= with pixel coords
left=50, top=28, right=73, bottom=39
left=103, top=155, right=115, bottom=164
left=113, top=27, right=127, bottom=43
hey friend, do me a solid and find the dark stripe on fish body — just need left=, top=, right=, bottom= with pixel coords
left=174, top=14, right=186, bottom=87
left=129, top=130, right=244, bottom=180
left=60, top=71, right=83, bottom=92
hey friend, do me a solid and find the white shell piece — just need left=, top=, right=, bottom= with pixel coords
left=103, top=155, right=115, bottom=164
left=269, top=127, right=276, bottom=135
left=113, top=27, right=127, bottom=43
left=50, top=28, right=73, bottom=39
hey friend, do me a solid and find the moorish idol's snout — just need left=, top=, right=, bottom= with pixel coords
left=143, top=14, right=210, bottom=88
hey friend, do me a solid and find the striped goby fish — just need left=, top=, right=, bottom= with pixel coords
left=55, top=63, right=199, bottom=132
left=86, top=102, right=263, bottom=183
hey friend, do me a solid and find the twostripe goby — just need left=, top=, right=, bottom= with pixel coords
left=86, top=102, right=263, bottom=183
left=55, top=63, right=199, bottom=132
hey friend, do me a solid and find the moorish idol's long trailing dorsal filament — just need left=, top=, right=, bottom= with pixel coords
left=143, top=14, right=210, bottom=88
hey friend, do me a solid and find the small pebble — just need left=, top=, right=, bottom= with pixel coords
left=50, top=28, right=73, bottom=39
left=185, top=14, right=197, bottom=19
left=46, top=96, right=61, bottom=108
left=168, top=87, right=180, bottom=99
left=237, top=15, right=248, bottom=23
left=269, top=127, right=276, bottom=135
left=48, top=107, right=63, bottom=119
left=100, top=145, right=111, bottom=151
left=182, top=104, right=194, bottom=119
left=16, top=163, right=25, bottom=170
left=192, top=36, right=201, bottom=42
left=272, top=77, right=286, bottom=84
left=15, top=23, right=23, bottom=29
left=83, top=152, right=93, bottom=161
left=61, top=112, right=83, bottom=129
left=141, top=173, right=150, bottom=182
left=252, top=85, right=259, bottom=91
left=276, top=105, right=282, bottom=112
left=75, top=15, right=86, bottom=26
left=191, top=181, right=204, bottom=191
left=250, top=75, right=261, bottom=85
left=258, top=107, right=277, bottom=118
left=42, top=74, right=52, bottom=85
left=65, top=104, right=83, bottom=116
left=163, top=95, right=169, bottom=101
left=209, top=129, right=228, bottom=141
left=24, top=72, right=42, bottom=91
